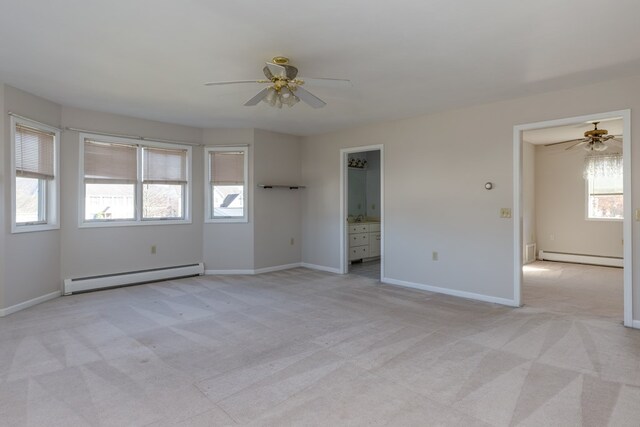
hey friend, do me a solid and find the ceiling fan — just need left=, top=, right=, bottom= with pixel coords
left=205, top=56, right=351, bottom=109
left=544, top=122, right=622, bottom=151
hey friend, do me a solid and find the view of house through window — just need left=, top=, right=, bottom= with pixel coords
left=82, top=136, right=190, bottom=224
left=207, top=147, right=247, bottom=221
left=585, top=153, right=623, bottom=220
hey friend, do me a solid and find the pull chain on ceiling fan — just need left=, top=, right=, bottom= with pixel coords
left=205, top=56, right=351, bottom=109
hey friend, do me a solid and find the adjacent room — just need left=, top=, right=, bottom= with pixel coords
left=521, top=119, right=625, bottom=322
left=1, top=1, right=640, bottom=425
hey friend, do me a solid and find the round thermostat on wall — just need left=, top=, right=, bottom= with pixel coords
left=485, top=182, right=493, bottom=190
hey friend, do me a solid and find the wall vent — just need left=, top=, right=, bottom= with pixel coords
left=524, top=243, right=537, bottom=264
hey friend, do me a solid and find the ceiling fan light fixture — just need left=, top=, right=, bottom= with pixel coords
left=593, top=141, right=607, bottom=151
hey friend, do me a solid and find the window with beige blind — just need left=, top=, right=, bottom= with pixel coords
left=11, top=116, right=60, bottom=232
left=81, top=134, right=191, bottom=225
left=142, top=147, right=187, bottom=219
left=205, top=146, right=248, bottom=222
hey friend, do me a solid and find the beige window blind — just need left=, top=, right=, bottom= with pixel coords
left=210, top=151, right=244, bottom=185
left=15, top=124, right=55, bottom=179
left=84, top=140, right=137, bottom=183
left=143, top=147, right=187, bottom=184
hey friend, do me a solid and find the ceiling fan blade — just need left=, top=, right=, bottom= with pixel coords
left=294, top=87, right=326, bottom=108
left=543, top=138, right=584, bottom=147
left=565, top=140, right=588, bottom=150
left=244, top=87, right=271, bottom=106
left=205, top=80, right=267, bottom=86
left=266, top=62, right=287, bottom=78
left=300, top=77, right=352, bottom=89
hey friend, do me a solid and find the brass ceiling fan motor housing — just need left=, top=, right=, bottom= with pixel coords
left=584, top=122, right=608, bottom=140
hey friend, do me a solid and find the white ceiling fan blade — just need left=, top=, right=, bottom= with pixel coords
left=244, top=87, right=271, bottom=106
left=295, top=87, right=326, bottom=108
left=266, top=62, right=287, bottom=78
left=565, top=140, right=588, bottom=150
left=205, top=80, right=267, bottom=86
left=300, top=77, right=352, bottom=89
left=543, top=138, right=583, bottom=147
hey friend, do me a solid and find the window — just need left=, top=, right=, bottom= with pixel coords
left=81, top=134, right=191, bottom=226
left=11, top=117, right=60, bottom=233
left=206, top=146, right=248, bottom=222
left=142, top=147, right=187, bottom=219
left=585, top=154, right=623, bottom=220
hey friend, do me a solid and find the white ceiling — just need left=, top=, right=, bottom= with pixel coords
left=2, top=0, right=640, bottom=136
left=524, top=118, right=623, bottom=145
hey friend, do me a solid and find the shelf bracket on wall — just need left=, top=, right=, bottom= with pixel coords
left=257, top=184, right=306, bottom=189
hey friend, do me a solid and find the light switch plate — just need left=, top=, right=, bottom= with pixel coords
left=636, top=209, right=640, bottom=221
left=500, top=208, right=512, bottom=218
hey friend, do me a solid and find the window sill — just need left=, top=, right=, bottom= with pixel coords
left=11, top=223, right=60, bottom=234
left=79, top=219, right=192, bottom=228
left=585, top=217, right=623, bottom=222
left=205, top=218, right=248, bottom=224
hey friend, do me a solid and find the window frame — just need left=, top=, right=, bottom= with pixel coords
left=205, top=145, right=249, bottom=223
left=10, top=116, right=60, bottom=234
left=585, top=168, right=623, bottom=222
left=79, top=133, right=192, bottom=228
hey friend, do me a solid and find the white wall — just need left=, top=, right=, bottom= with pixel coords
left=0, top=84, right=6, bottom=309
left=2, top=85, right=62, bottom=309
left=523, top=142, right=536, bottom=252
left=301, top=74, right=640, bottom=318
left=253, top=129, right=302, bottom=269
left=60, top=107, right=204, bottom=280
left=535, top=143, right=623, bottom=258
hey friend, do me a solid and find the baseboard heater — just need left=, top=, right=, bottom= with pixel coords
left=538, top=251, right=622, bottom=268
left=63, top=263, right=204, bottom=295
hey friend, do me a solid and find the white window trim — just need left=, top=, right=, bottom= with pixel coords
left=205, top=145, right=249, bottom=223
left=10, top=116, right=60, bottom=234
left=584, top=171, right=623, bottom=222
left=78, top=132, right=192, bottom=228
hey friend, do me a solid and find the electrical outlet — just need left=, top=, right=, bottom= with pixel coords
left=432, top=251, right=438, bottom=261
left=151, top=245, right=157, bottom=254
left=290, top=238, right=295, bottom=245
left=500, top=208, right=512, bottom=218
left=371, top=204, right=376, bottom=210
left=550, top=234, right=555, bottom=241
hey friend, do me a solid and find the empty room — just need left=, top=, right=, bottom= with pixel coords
left=1, top=1, right=640, bottom=426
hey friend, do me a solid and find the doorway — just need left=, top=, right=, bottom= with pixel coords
left=340, top=145, right=384, bottom=280
left=513, top=110, right=633, bottom=327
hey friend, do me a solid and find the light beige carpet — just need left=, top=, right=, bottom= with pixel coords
left=0, top=265, right=639, bottom=426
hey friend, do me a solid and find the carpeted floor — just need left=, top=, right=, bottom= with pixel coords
left=523, top=260, right=624, bottom=322
left=0, top=265, right=638, bottom=426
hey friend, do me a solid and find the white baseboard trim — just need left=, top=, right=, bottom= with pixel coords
left=632, top=320, right=640, bottom=329
left=0, top=290, right=62, bottom=317
left=382, top=277, right=518, bottom=307
left=538, top=250, right=623, bottom=268
left=204, top=269, right=254, bottom=275
left=254, top=263, right=302, bottom=274
left=300, top=263, right=342, bottom=274
left=205, top=262, right=302, bottom=276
